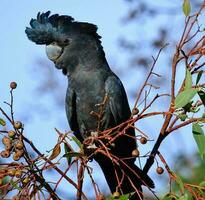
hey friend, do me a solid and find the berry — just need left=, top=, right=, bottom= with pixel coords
left=2, top=137, right=11, bottom=145
left=8, top=130, right=16, bottom=138
left=132, top=149, right=140, bottom=157
left=156, top=166, right=164, bottom=174
left=13, top=153, right=20, bottom=161
left=14, top=121, right=22, bottom=129
left=10, top=82, right=17, bottom=89
left=15, top=170, right=22, bottom=178
left=22, top=177, right=30, bottom=184
left=132, top=107, right=139, bottom=115
left=140, top=137, right=147, bottom=144
left=15, top=141, right=24, bottom=150
left=1, top=150, right=10, bottom=158
left=113, top=191, right=120, bottom=198
left=12, top=196, right=20, bottom=200
left=5, top=143, right=12, bottom=150
left=7, top=169, right=16, bottom=177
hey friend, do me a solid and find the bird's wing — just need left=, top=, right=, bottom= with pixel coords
left=65, top=86, right=84, bottom=142
left=105, top=74, right=131, bottom=124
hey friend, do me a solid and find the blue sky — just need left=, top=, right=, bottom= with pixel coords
left=0, top=0, right=203, bottom=199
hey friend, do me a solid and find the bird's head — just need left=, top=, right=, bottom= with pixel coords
left=25, top=11, right=105, bottom=75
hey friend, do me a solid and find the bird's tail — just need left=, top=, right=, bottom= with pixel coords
left=95, top=155, right=154, bottom=200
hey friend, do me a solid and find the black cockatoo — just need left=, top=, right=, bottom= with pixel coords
left=25, top=11, right=154, bottom=199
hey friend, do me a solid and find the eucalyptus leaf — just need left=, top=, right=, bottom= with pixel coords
left=107, top=193, right=131, bottom=200
left=0, top=118, right=6, bottom=126
left=196, top=70, right=203, bottom=85
left=178, top=193, right=190, bottom=200
left=72, top=136, right=83, bottom=150
left=185, top=69, right=192, bottom=90
left=63, top=152, right=83, bottom=158
left=163, top=194, right=178, bottom=200
left=64, top=143, right=72, bottom=165
left=175, top=174, right=185, bottom=194
left=183, top=0, right=191, bottom=16
left=192, top=123, right=205, bottom=159
left=198, top=90, right=205, bottom=106
left=49, top=143, right=61, bottom=160
left=175, top=88, right=198, bottom=109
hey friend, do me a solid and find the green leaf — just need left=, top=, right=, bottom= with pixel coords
left=175, top=88, right=198, bottom=109
left=196, top=70, right=203, bottom=85
left=199, top=181, right=205, bottom=187
left=175, top=174, right=185, bottom=194
left=64, top=143, right=72, bottom=165
left=107, top=193, right=131, bottom=200
left=63, top=152, right=83, bottom=158
left=10, top=179, right=21, bottom=190
left=162, top=194, right=178, bottom=200
left=0, top=118, right=6, bottom=126
left=198, top=90, right=205, bottom=106
left=183, top=0, right=191, bottom=16
left=72, top=136, right=83, bottom=150
left=185, top=69, right=192, bottom=90
left=192, top=123, right=205, bottom=159
left=178, top=193, right=190, bottom=200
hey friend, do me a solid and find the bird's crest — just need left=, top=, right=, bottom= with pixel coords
left=25, top=11, right=101, bottom=45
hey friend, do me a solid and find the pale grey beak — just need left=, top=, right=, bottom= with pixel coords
left=45, top=42, right=63, bottom=61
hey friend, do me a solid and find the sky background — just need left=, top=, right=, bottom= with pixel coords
left=0, top=0, right=204, bottom=199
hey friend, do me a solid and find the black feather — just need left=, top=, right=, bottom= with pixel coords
left=25, top=11, right=101, bottom=45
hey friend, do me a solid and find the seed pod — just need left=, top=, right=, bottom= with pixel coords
left=7, top=169, right=16, bottom=177
left=14, top=121, right=22, bottom=129
left=156, top=166, right=164, bottom=175
left=8, top=130, right=16, bottom=138
left=22, top=177, right=30, bottom=184
left=15, top=141, right=24, bottom=150
left=140, top=137, right=147, bottom=144
left=1, top=150, right=11, bottom=158
left=2, top=137, right=11, bottom=145
left=15, top=150, right=24, bottom=157
left=10, top=82, right=17, bottom=89
left=0, top=179, right=3, bottom=186
left=132, top=149, right=140, bottom=157
left=13, top=153, right=20, bottom=161
left=12, top=195, right=20, bottom=200
left=132, top=107, right=139, bottom=115
left=15, top=170, right=22, bottom=178
left=5, top=143, right=12, bottom=150
left=113, top=191, right=120, bottom=198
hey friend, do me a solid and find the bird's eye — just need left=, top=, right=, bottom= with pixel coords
left=45, top=43, right=63, bottom=61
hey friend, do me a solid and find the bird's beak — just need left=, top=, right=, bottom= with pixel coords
left=45, top=42, right=63, bottom=62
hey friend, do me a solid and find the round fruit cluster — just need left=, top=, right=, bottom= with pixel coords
left=1, top=124, right=24, bottom=161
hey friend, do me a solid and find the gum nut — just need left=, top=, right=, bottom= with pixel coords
left=140, top=137, right=147, bottom=144
left=7, top=169, right=16, bottom=176
left=8, top=130, right=16, bottom=137
left=13, top=153, right=20, bottom=161
left=15, top=170, right=22, bottom=178
left=132, top=149, right=140, bottom=157
left=15, top=150, right=24, bottom=157
left=5, top=143, right=12, bottom=150
left=113, top=191, right=120, bottom=198
left=156, top=167, right=164, bottom=174
left=10, top=82, right=17, bottom=89
left=1, top=150, right=10, bottom=158
left=46, top=43, right=63, bottom=61
left=2, top=137, right=11, bottom=145
left=15, top=141, right=24, bottom=150
left=14, top=121, right=22, bottom=129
